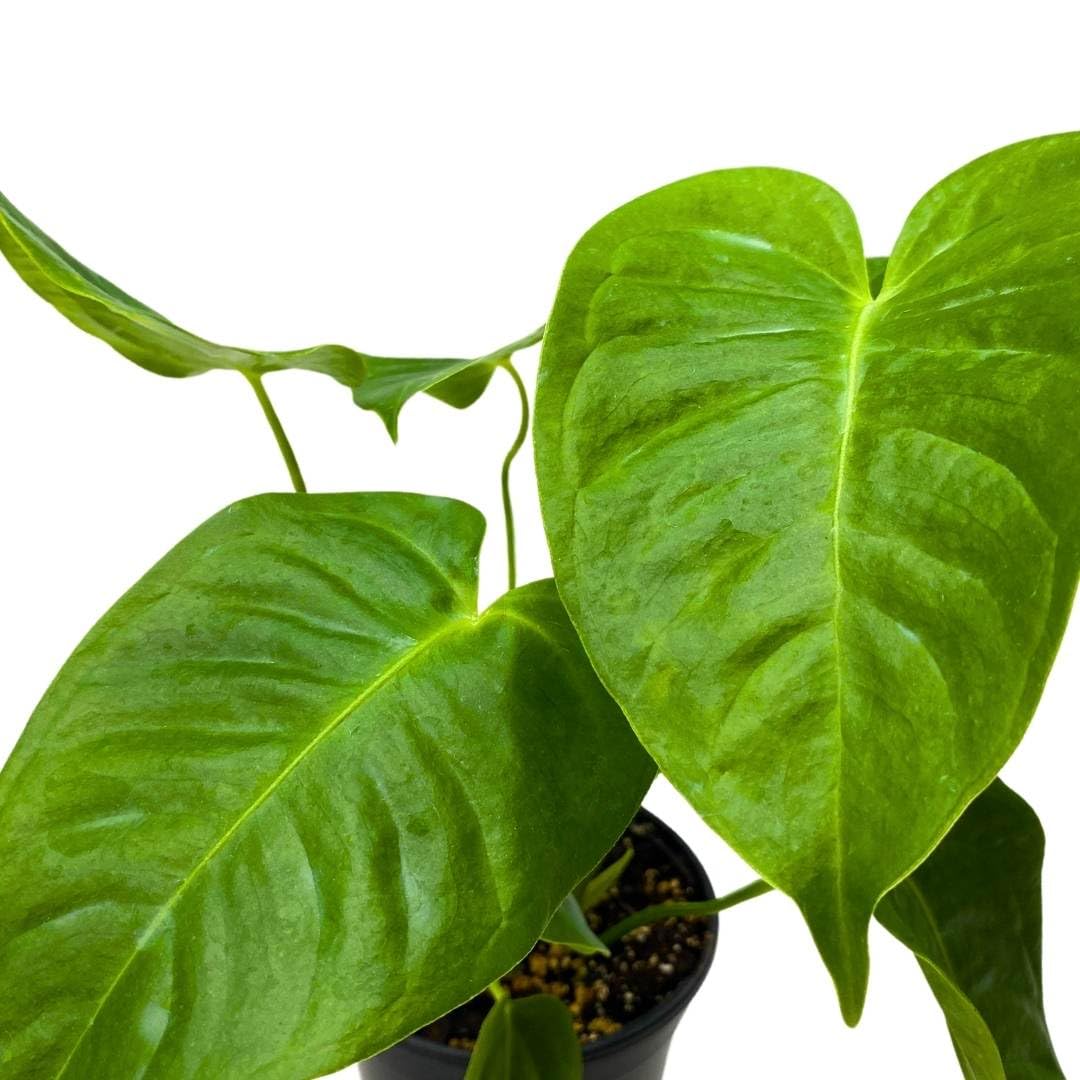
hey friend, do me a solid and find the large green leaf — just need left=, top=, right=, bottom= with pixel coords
left=878, top=781, right=1063, bottom=1080
left=0, top=493, right=653, bottom=1079
left=534, top=133, right=1080, bottom=1021
left=464, top=994, right=582, bottom=1080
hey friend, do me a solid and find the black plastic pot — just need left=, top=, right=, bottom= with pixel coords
left=359, top=809, right=717, bottom=1080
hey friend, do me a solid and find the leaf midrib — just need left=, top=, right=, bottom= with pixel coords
left=51, top=610, right=477, bottom=1080
left=828, top=293, right=878, bottom=944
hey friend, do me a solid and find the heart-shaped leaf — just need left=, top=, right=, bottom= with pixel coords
left=542, top=894, right=609, bottom=955
left=354, top=326, right=544, bottom=441
left=464, top=995, right=582, bottom=1080
left=534, top=133, right=1080, bottom=1021
left=0, top=493, right=653, bottom=1079
left=877, top=781, right=1063, bottom=1080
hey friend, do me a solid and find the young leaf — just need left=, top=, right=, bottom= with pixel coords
left=465, top=995, right=583, bottom=1080
left=542, top=894, right=610, bottom=955
left=0, top=494, right=654, bottom=1080
left=577, top=844, right=634, bottom=912
left=534, top=133, right=1080, bottom=1022
left=354, top=326, right=544, bottom=441
left=877, top=781, right=1063, bottom=1080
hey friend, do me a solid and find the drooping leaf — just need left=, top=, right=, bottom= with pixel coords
left=0, top=493, right=654, bottom=1080
left=877, top=781, right=1063, bottom=1080
left=0, top=191, right=524, bottom=429
left=577, top=844, right=634, bottom=912
left=0, top=190, right=366, bottom=386
left=353, top=355, right=496, bottom=438
left=542, top=894, right=609, bottom=955
left=534, top=133, right=1080, bottom=1022
left=353, top=326, right=545, bottom=441
left=464, top=995, right=582, bottom=1080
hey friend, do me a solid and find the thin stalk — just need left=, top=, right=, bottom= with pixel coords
left=479, top=324, right=545, bottom=366
left=600, top=879, right=773, bottom=947
left=245, top=372, right=307, bottom=493
left=486, top=979, right=509, bottom=1003
left=498, top=358, right=530, bottom=591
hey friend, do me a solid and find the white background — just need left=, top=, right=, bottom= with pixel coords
left=2, top=3, right=1077, bottom=1077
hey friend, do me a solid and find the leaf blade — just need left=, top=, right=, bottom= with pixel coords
left=542, top=894, right=609, bottom=956
left=0, top=190, right=370, bottom=387
left=464, top=995, right=582, bottom=1080
left=877, top=781, right=1063, bottom=1080
left=352, top=354, right=498, bottom=440
left=0, top=493, right=653, bottom=1079
left=534, top=137, right=1080, bottom=1021
left=353, top=326, right=544, bottom=440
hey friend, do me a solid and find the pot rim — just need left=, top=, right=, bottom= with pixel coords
left=382, top=805, right=718, bottom=1066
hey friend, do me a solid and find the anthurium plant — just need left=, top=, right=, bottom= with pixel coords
left=0, top=132, right=1075, bottom=1080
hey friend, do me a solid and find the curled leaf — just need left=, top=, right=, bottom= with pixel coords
left=577, top=844, right=635, bottom=912
left=353, top=326, right=544, bottom=440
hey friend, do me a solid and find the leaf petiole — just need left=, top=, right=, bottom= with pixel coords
left=498, top=358, right=530, bottom=591
left=244, top=371, right=307, bottom=493
left=600, top=879, right=773, bottom=947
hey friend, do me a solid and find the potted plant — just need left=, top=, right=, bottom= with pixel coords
left=0, top=131, right=1073, bottom=1079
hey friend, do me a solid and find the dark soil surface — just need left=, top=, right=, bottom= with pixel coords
left=419, top=813, right=713, bottom=1049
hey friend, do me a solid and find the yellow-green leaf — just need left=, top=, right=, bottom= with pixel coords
left=535, top=134, right=1080, bottom=1022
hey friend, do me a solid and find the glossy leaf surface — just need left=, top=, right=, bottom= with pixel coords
left=878, top=781, right=1062, bottom=1080
left=0, top=493, right=653, bottom=1079
left=535, top=133, right=1080, bottom=1020
left=0, top=191, right=367, bottom=386
left=464, top=995, right=582, bottom=1080
left=0, top=192, right=522, bottom=427
left=542, top=894, right=609, bottom=955
left=354, top=327, right=544, bottom=441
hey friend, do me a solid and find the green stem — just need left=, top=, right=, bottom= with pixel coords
left=600, top=879, right=773, bottom=947
left=486, top=979, right=509, bottom=1003
left=245, top=372, right=307, bottom=494
left=498, top=359, right=530, bottom=591
left=480, top=324, right=545, bottom=365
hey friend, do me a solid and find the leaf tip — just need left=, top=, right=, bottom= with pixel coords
left=799, top=891, right=871, bottom=1029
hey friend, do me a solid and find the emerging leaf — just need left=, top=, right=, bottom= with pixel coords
left=0, top=493, right=653, bottom=1079
left=534, top=133, right=1080, bottom=1021
left=542, top=894, right=610, bottom=955
left=877, top=781, right=1063, bottom=1080
left=577, top=844, right=634, bottom=912
left=465, top=995, right=583, bottom=1080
